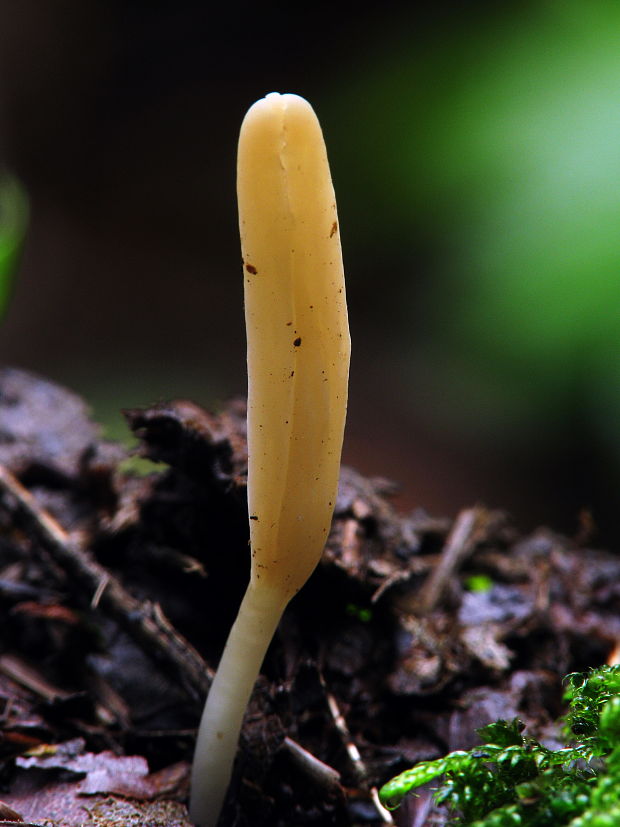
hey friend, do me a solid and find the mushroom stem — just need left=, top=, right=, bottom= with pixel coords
left=189, top=582, right=286, bottom=827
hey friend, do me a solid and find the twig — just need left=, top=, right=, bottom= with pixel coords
left=326, top=692, right=366, bottom=784
left=90, top=572, right=109, bottom=609
left=0, top=653, right=72, bottom=702
left=325, top=690, right=393, bottom=824
left=370, top=787, right=395, bottom=824
left=282, top=737, right=341, bottom=795
left=0, top=464, right=211, bottom=702
left=418, top=506, right=488, bottom=614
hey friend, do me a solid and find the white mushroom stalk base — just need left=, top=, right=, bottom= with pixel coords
left=189, top=582, right=287, bottom=827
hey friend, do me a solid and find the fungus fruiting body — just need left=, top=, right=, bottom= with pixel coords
left=189, top=92, right=350, bottom=826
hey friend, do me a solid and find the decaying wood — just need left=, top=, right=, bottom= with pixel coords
left=0, top=464, right=212, bottom=701
left=418, top=505, right=490, bottom=614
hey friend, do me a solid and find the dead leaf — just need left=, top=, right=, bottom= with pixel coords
left=16, top=739, right=190, bottom=800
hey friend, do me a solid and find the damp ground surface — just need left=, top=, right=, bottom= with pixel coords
left=0, top=367, right=618, bottom=827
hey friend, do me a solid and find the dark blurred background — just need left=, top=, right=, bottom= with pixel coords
left=2, top=0, right=620, bottom=541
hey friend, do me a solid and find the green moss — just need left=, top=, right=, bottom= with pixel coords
left=379, top=664, right=620, bottom=826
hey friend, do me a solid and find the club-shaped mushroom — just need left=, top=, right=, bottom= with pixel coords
left=189, top=92, right=350, bottom=827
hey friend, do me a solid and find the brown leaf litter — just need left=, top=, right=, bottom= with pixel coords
left=0, top=367, right=618, bottom=826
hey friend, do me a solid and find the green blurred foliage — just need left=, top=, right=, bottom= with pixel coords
left=464, top=574, right=493, bottom=593
left=0, top=174, right=27, bottom=320
left=328, top=1, right=620, bottom=452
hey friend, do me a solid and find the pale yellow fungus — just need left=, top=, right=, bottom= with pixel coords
left=189, top=92, right=350, bottom=827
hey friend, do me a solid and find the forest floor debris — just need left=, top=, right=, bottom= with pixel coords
left=0, top=367, right=618, bottom=826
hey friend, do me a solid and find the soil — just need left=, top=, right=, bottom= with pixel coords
left=0, top=366, right=618, bottom=827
